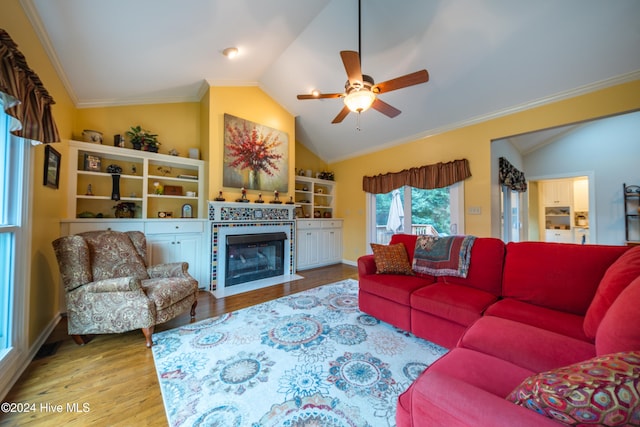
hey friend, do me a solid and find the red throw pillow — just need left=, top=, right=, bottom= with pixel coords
left=596, top=276, right=640, bottom=355
left=370, top=243, right=414, bottom=275
left=507, top=351, right=640, bottom=426
left=584, top=246, right=640, bottom=339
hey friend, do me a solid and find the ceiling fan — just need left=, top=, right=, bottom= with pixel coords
left=297, top=0, right=429, bottom=124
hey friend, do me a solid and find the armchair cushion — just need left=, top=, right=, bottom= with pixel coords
left=52, top=235, right=92, bottom=291
left=80, top=231, right=149, bottom=281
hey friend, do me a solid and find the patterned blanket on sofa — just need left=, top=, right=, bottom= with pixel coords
left=412, top=235, right=476, bottom=278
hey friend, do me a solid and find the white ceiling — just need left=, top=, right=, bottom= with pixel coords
left=23, top=0, right=640, bottom=162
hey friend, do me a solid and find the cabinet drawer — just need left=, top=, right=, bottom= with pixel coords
left=145, top=220, right=204, bottom=235
left=321, top=220, right=342, bottom=229
left=297, top=220, right=321, bottom=229
left=67, top=221, right=144, bottom=234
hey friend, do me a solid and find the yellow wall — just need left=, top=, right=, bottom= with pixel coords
left=295, top=141, right=328, bottom=177
left=331, top=80, right=640, bottom=263
left=206, top=86, right=296, bottom=201
left=1, top=0, right=76, bottom=346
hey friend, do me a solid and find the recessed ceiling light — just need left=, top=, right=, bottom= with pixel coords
left=222, top=47, right=239, bottom=59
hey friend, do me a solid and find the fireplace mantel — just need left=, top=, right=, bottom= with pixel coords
left=208, top=201, right=297, bottom=222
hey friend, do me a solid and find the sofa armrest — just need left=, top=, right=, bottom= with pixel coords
left=412, top=371, right=559, bottom=427
left=358, top=254, right=377, bottom=276
left=80, top=277, right=142, bottom=293
left=147, top=262, right=192, bottom=279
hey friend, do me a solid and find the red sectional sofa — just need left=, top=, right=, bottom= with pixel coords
left=357, top=234, right=640, bottom=426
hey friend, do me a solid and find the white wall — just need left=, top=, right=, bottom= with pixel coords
left=523, top=111, right=640, bottom=245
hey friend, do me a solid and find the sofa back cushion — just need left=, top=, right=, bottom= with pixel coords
left=390, top=234, right=505, bottom=296
left=435, top=237, right=505, bottom=296
left=595, top=275, right=640, bottom=355
left=502, top=242, right=627, bottom=315
left=390, top=234, right=419, bottom=263
left=584, top=245, right=640, bottom=339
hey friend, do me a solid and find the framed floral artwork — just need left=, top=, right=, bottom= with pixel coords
left=223, top=114, right=288, bottom=192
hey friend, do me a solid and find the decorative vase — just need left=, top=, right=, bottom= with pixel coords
left=132, top=142, right=142, bottom=150
left=111, top=174, right=121, bottom=201
left=249, top=169, right=260, bottom=190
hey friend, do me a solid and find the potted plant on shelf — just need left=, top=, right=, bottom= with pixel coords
left=125, top=125, right=160, bottom=152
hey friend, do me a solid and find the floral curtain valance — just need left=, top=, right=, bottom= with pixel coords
left=0, top=28, right=60, bottom=144
left=499, top=157, right=527, bottom=192
left=362, top=158, right=471, bottom=194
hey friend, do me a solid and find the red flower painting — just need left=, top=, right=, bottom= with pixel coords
left=223, top=114, right=288, bottom=192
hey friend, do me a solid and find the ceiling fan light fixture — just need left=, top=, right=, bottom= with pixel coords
left=344, top=89, right=375, bottom=113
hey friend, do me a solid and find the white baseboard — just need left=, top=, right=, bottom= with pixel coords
left=0, top=313, right=62, bottom=401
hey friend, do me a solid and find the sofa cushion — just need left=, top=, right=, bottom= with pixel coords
left=358, top=273, right=432, bottom=305
left=370, top=242, right=414, bottom=275
left=507, top=351, right=640, bottom=426
left=584, top=245, right=640, bottom=339
left=502, top=242, right=627, bottom=316
left=596, top=276, right=640, bottom=356
left=485, top=299, right=589, bottom=342
left=435, top=237, right=505, bottom=296
left=411, top=283, right=498, bottom=327
left=459, top=316, right=596, bottom=373
left=389, top=233, right=419, bottom=263
left=412, top=235, right=476, bottom=278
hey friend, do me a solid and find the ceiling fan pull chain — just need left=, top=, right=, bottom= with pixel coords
left=356, top=112, right=363, bottom=131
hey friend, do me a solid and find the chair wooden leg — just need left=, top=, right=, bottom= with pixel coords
left=190, top=300, right=197, bottom=320
left=71, top=334, right=93, bottom=345
left=142, top=326, right=155, bottom=348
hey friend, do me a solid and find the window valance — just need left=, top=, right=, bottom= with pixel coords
left=362, top=158, right=471, bottom=194
left=499, top=157, right=527, bottom=192
left=0, top=28, right=60, bottom=143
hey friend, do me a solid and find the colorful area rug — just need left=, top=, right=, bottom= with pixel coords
left=152, top=279, right=447, bottom=426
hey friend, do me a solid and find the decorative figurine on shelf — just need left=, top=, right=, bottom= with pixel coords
left=214, top=191, right=226, bottom=201
left=157, top=166, right=172, bottom=176
left=286, top=196, right=295, bottom=204
left=255, top=193, right=264, bottom=203
left=236, top=187, right=249, bottom=203
left=314, top=210, right=321, bottom=218
left=270, top=190, right=282, bottom=204
left=113, top=202, right=137, bottom=219
left=85, top=184, right=93, bottom=196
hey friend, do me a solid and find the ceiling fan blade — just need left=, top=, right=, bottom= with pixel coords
left=374, top=69, right=429, bottom=94
left=331, top=105, right=351, bottom=124
left=371, top=98, right=401, bottom=118
left=340, top=51, right=363, bottom=85
left=297, top=93, right=343, bottom=100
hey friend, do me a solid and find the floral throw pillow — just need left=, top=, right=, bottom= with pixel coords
left=370, top=243, right=414, bottom=275
left=507, top=351, right=640, bottom=425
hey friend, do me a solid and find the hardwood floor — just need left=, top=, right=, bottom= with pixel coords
left=0, top=264, right=358, bottom=427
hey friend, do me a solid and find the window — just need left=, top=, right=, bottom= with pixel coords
left=0, top=107, right=30, bottom=396
left=367, top=182, right=464, bottom=246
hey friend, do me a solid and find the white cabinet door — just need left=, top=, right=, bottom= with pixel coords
left=542, top=180, right=572, bottom=206
left=297, top=229, right=320, bottom=269
left=573, top=179, right=589, bottom=212
left=321, top=228, right=342, bottom=264
left=147, top=233, right=203, bottom=286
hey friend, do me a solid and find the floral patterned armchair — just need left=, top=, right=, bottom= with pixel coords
left=52, top=230, right=198, bottom=347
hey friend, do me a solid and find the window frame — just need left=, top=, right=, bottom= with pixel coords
left=0, top=112, right=32, bottom=398
left=366, top=181, right=465, bottom=251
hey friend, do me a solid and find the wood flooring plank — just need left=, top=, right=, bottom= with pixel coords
left=0, top=264, right=358, bottom=426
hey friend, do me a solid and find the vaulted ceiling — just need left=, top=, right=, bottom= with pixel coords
left=23, top=0, right=640, bottom=162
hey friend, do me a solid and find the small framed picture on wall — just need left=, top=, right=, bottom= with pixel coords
left=43, top=145, right=61, bottom=189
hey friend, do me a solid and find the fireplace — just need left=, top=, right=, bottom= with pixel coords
left=225, top=232, right=286, bottom=287
left=208, top=201, right=301, bottom=298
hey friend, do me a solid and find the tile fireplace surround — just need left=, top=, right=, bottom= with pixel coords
left=208, top=201, right=300, bottom=298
